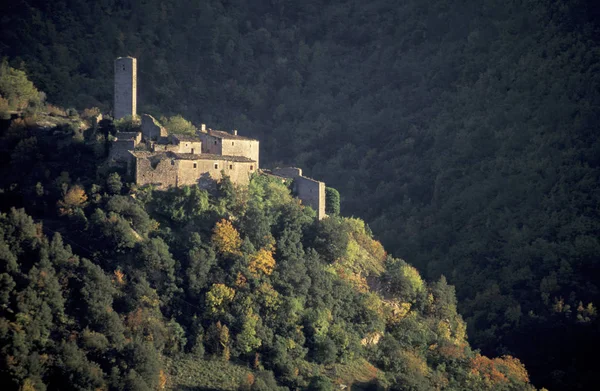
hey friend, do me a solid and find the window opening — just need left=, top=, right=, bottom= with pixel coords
left=193, top=163, right=197, bottom=168
left=214, top=163, right=218, bottom=169
left=229, top=164, right=233, bottom=170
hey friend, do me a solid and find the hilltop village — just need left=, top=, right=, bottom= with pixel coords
left=109, top=57, right=326, bottom=219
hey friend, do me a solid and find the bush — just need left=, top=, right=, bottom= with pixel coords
left=106, top=172, right=123, bottom=195
left=325, top=187, right=340, bottom=216
left=114, top=115, right=141, bottom=132
left=0, top=60, right=42, bottom=111
left=160, top=114, right=197, bottom=135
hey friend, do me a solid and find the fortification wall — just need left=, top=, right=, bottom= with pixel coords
left=141, top=114, right=167, bottom=141
left=295, top=176, right=326, bottom=220
left=114, top=57, right=137, bottom=119
left=221, top=139, right=260, bottom=168
left=135, top=155, right=178, bottom=189
left=272, top=167, right=303, bottom=178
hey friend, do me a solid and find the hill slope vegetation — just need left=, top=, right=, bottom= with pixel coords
left=1, top=1, right=599, bottom=388
left=0, top=86, right=539, bottom=389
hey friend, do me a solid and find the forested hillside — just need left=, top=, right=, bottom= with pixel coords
left=1, top=0, right=599, bottom=389
left=0, top=74, right=539, bottom=390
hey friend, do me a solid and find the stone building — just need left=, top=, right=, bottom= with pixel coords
left=271, top=167, right=326, bottom=220
left=109, top=57, right=327, bottom=218
left=170, top=134, right=202, bottom=154
left=199, top=129, right=260, bottom=169
left=111, top=112, right=259, bottom=190
left=109, top=131, right=142, bottom=162
left=114, top=57, right=137, bottom=120
left=130, top=150, right=256, bottom=189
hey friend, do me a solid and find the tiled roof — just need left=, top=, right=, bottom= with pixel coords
left=130, top=151, right=255, bottom=163
left=174, top=153, right=255, bottom=162
left=171, top=134, right=202, bottom=142
left=206, top=129, right=257, bottom=141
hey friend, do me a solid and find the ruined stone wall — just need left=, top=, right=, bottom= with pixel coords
left=272, top=167, right=303, bottom=178
left=221, top=139, right=260, bottom=168
left=134, top=155, right=178, bottom=189
left=141, top=114, right=168, bottom=141
left=295, top=176, right=326, bottom=220
left=110, top=139, right=136, bottom=162
left=114, top=57, right=137, bottom=120
left=117, top=132, right=141, bottom=144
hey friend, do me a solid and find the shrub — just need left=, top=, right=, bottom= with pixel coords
left=325, top=187, right=340, bottom=216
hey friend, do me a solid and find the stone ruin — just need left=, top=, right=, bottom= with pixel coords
left=109, top=57, right=326, bottom=219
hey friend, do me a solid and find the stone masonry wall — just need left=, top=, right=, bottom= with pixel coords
left=134, top=155, right=178, bottom=189
left=141, top=114, right=168, bottom=140
left=199, top=133, right=223, bottom=155
left=153, top=144, right=181, bottom=153
left=134, top=153, right=255, bottom=190
left=114, top=57, right=137, bottom=119
left=110, top=139, right=136, bottom=162
left=198, top=133, right=259, bottom=168
left=221, top=139, right=260, bottom=168
left=177, top=159, right=255, bottom=189
left=295, top=176, right=326, bottom=220
left=174, top=140, right=202, bottom=154
left=272, top=167, right=303, bottom=178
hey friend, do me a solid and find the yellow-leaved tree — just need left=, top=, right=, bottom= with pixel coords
left=206, top=283, right=236, bottom=315
left=212, top=219, right=242, bottom=256
left=57, top=185, right=88, bottom=215
left=248, top=247, right=276, bottom=278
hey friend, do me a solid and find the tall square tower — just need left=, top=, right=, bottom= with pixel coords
left=114, top=57, right=137, bottom=119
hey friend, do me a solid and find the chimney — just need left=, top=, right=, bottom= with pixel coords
left=233, top=129, right=238, bottom=135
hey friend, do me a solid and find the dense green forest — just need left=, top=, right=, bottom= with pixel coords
left=0, top=71, right=540, bottom=390
left=1, top=0, right=599, bottom=389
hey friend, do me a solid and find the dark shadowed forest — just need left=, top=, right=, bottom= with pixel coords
left=1, top=0, right=599, bottom=390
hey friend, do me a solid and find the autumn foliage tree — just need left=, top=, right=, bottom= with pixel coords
left=206, top=283, right=236, bottom=315
left=212, top=219, right=242, bottom=256
left=248, top=247, right=276, bottom=278
left=57, top=184, right=88, bottom=215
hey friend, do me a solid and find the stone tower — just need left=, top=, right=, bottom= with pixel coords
left=114, top=57, right=137, bottom=120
